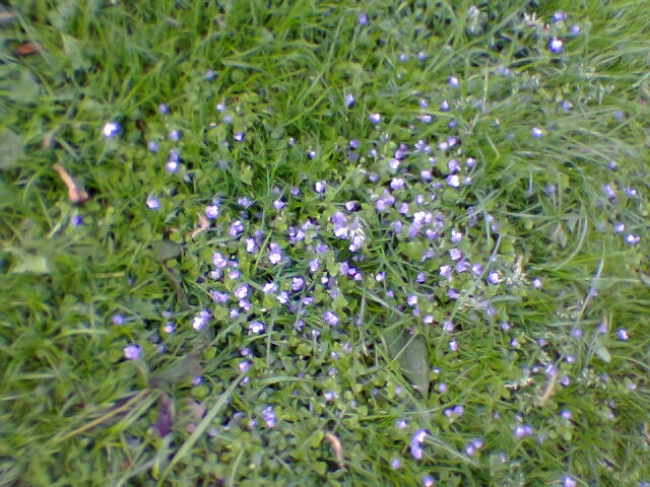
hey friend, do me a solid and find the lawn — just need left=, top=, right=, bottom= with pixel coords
left=1, top=0, right=649, bottom=486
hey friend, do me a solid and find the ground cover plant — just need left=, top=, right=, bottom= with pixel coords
left=1, top=0, right=649, bottom=485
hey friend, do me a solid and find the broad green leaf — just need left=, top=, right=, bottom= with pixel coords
left=0, top=128, right=24, bottom=170
left=593, top=338, right=611, bottom=363
left=11, top=255, right=50, bottom=275
left=384, top=326, right=429, bottom=395
left=151, top=240, right=182, bottom=262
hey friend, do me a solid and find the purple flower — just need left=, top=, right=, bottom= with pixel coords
left=262, top=406, right=276, bottom=428
left=205, top=204, right=219, bottom=219
left=268, top=243, right=283, bottom=264
left=369, top=113, right=381, bottom=124
left=449, top=248, right=462, bottom=261
left=238, top=197, right=253, bottom=208
left=624, top=234, right=640, bottom=245
left=192, top=310, right=211, bottom=331
left=448, top=75, right=459, bottom=87
left=446, top=175, right=460, bottom=187
left=323, top=311, right=339, bottom=326
left=390, top=177, right=405, bottom=190
left=465, top=438, right=483, bottom=456
left=292, top=277, right=305, bottom=292
left=563, top=476, right=577, bottom=487
left=314, top=181, right=327, bottom=194
left=212, top=252, right=227, bottom=268
left=531, top=127, right=543, bottom=138
left=344, top=93, right=355, bottom=108
left=102, top=122, right=120, bottom=138
left=449, top=339, right=458, bottom=351
left=248, top=321, right=265, bottom=334
left=548, top=37, right=563, bottom=54
left=617, top=328, right=629, bottom=340
left=487, top=271, right=501, bottom=284
left=234, top=284, right=249, bottom=300
left=410, top=429, right=427, bottom=459
left=147, top=141, right=159, bottom=152
left=513, top=425, right=533, bottom=438
left=422, top=475, right=435, bottom=487
left=324, top=391, right=338, bottom=402
left=168, top=129, right=180, bottom=141
left=229, top=220, right=244, bottom=237
left=244, top=238, right=257, bottom=253
left=111, top=314, right=125, bottom=326
left=123, top=344, right=141, bottom=360
left=146, top=196, right=160, bottom=210
left=262, top=282, right=277, bottom=294
left=390, top=458, right=401, bottom=470
left=553, top=11, right=567, bottom=22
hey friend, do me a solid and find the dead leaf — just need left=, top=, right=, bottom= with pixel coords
left=153, top=394, right=173, bottom=438
left=323, top=433, right=345, bottom=468
left=53, top=163, right=89, bottom=203
left=14, top=41, right=42, bottom=56
left=189, top=213, right=210, bottom=239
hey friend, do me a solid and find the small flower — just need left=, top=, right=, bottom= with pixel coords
left=562, top=476, right=577, bottom=487
left=163, top=322, right=175, bottom=334
left=324, top=391, right=338, bottom=402
left=344, top=93, right=355, bottom=108
left=123, top=344, right=141, bottom=360
left=323, top=311, right=339, bottom=326
left=390, top=458, right=401, bottom=470
left=531, top=127, right=543, bottom=138
left=192, top=310, right=211, bottom=331
left=168, top=129, right=180, bottom=141
left=448, top=75, right=459, bottom=87
left=548, top=37, right=563, bottom=54
left=229, top=220, right=244, bottom=237
left=624, top=234, right=640, bottom=245
left=268, top=243, right=283, bottom=264
left=102, top=122, right=120, bottom=138
left=446, top=175, right=460, bottom=187
left=262, top=406, right=276, bottom=428
left=487, top=271, right=502, bottom=284
left=205, top=204, right=219, bottom=219
left=422, top=476, right=435, bottom=487
left=233, top=132, right=244, bottom=142
left=248, top=321, right=265, bottom=334
left=357, top=13, right=368, bottom=25
left=410, top=429, right=427, bottom=459
left=617, top=328, right=629, bottom=340
left=111, top=314, right=125, bottom=325
left=513, top=425, right=533, bottom=438
left=234, top=284, right=249, bottom=300
left=146, top=196, right=160, bottom=210
left=314, top=181, right=327, bottom=194
left=369, top=113, right=381, bottom=124
left=147, top=141, right=159, bottom=152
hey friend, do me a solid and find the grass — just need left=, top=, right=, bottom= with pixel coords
left=1, top=0, right=649, bottom=485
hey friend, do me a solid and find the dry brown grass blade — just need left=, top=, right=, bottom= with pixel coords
left=53, top=163, right=89, bottom=203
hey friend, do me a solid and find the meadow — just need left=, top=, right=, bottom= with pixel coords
left=0, top=1, right=649, bottom=486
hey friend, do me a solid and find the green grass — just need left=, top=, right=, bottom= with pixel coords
left=1, top=0, right=649, bottom=486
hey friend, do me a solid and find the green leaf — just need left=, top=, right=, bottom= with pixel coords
left=0, top=128, right=24, bottom=170
left=151, top=240, right=182, bottom=262
left=384, top=327, right=429, bottom=395
left=61, top=33, right=90, bottom=72
left=593, top=338, right=611, bottom=363
left=11, top=255, right=51, bottom=275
